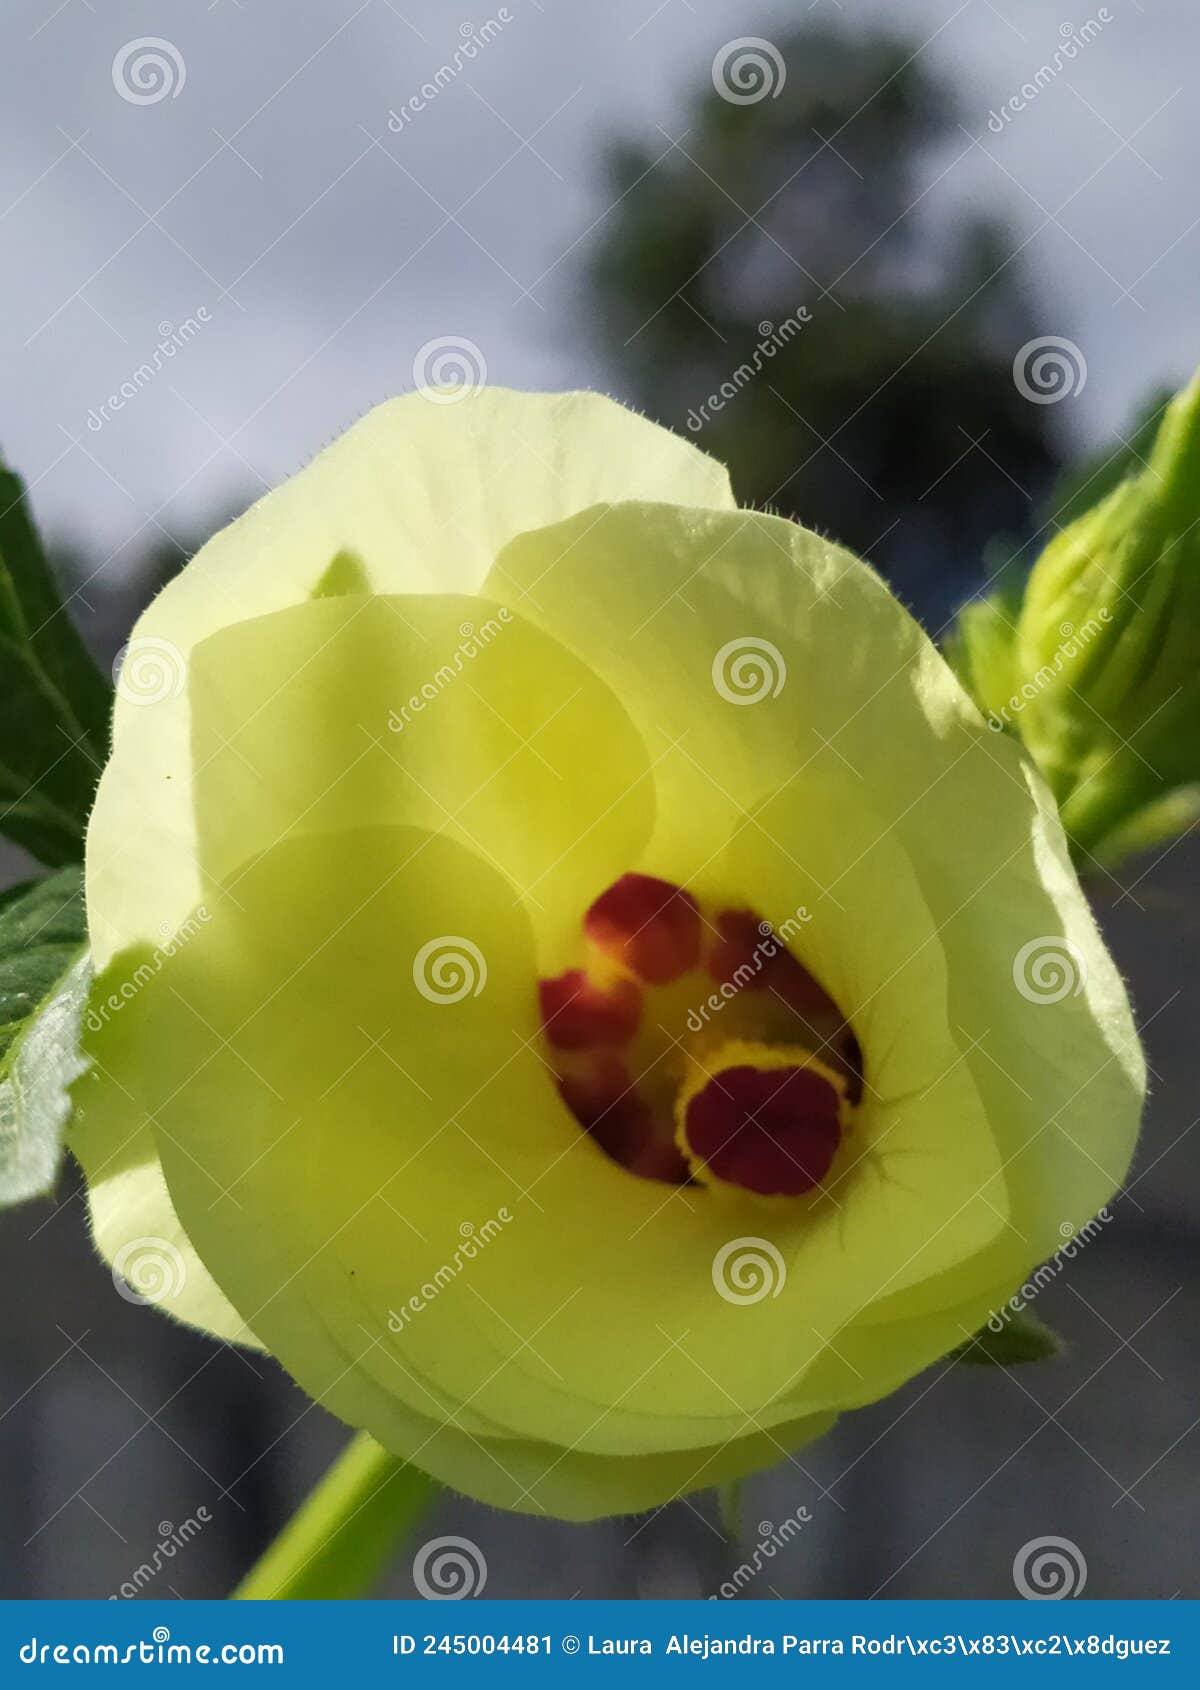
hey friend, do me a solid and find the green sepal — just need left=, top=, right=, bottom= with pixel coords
left=312, top=548, right=371, bottom=599
left=950, top=1308, right=1063, bottom=1367
left=943, top=537, right=1027, bottom=723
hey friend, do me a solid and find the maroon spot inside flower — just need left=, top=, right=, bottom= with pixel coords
left=626, top=1135, right=693, bottom=1186
left=542, top=876, right=860, bottom=1196
left=557, top=1057, right=689, bottom=1184
left=683, top=1064, right=842, bottom=1197
left=708, top=910, right=772, bottom=988
left=709, top=909, right=841, bottom=1021
left=585, top=873, right=702, bottom=985
left=771, top=956, right=842, bottom=1021
left=539, top=969, right=642, bottom=1050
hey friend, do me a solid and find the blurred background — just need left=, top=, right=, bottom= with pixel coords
left=1, top=0, right=1198, bottom=1599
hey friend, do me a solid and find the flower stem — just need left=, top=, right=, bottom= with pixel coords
left=232, top=1433, right=437, bottom=1600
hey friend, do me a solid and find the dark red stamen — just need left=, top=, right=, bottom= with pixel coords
left=683, top=1064, right=842, bottom=1197
left=539, top=969, right=642, bottom=1049
left=585, top=873, right=702, bottom=985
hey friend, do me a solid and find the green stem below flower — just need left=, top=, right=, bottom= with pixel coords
left=232, top=1433, right=437, bottom=1600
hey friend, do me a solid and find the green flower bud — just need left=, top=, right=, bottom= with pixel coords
left=1003, top=369, right=1200, bottom=858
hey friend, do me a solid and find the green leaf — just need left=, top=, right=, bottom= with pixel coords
left=951, top=1309, right=1063, bottom=1367
left=0, top=866, right=91, bottom=1206
left=0, top=458, right=112, bottom=864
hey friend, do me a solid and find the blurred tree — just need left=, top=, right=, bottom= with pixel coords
left=587, top=24, right=1063, bottom=620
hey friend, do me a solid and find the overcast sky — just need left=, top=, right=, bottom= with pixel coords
left=1, top=0, right=1194, bottom=603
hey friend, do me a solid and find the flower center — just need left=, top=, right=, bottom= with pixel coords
left=538, top=873, right=861, bottom=1197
